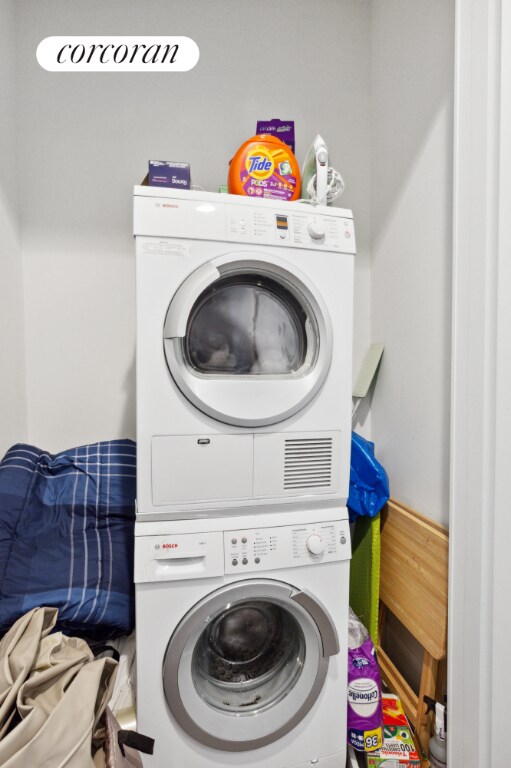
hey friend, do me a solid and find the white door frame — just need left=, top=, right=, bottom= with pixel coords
left=450, top=0, right=510, bottom=764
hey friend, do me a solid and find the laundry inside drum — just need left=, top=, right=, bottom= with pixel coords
left=192, top=600, right=305, bottom=713
left=183, top=273, right=318, bottom=376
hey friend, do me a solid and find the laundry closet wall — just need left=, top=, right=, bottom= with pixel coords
left=2, top=0, right=454, bottom=702
left=14, top=0, right=372, bottom=452
left=370, top=0, right=454, bottom=692
left=6, top=0, right=454, bottom=529
left=370, top=0, right=454, bottom=529
left=0, top=0, right=27, bottom=457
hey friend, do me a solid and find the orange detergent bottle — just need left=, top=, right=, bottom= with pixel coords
left=228, top=134, right=301, bottom=201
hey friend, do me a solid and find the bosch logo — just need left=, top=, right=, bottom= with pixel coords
left=162, top=203, right=178, bottom=209
left=162, top=543, right=179, bottom=549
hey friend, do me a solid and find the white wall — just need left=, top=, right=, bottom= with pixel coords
left=8, top=0, right=454, bottom=525
left=15, top=0, right=372, bottom=452
left=370, top=0, right=454, bottom=527
left=0, top=0, right=27, bottom=457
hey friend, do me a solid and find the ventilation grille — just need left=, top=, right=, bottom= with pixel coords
left=284, top=437, right=333, bottom=490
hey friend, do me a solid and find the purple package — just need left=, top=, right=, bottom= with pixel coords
left=148, top=160, right=190, bottom=189
left=347, top=611, right=384, bottom=752
left=256, top=119, right=295, bottom=154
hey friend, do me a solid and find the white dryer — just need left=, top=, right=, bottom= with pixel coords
left=135, top=507, right=351, bottom=768
left=134, top=188, right=355, bottom=519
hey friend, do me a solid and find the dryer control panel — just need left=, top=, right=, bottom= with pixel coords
left=226, top=204, right=355, bottom=253
left=223, top=519, right=350, bottom=574
left=133, top=188, right=356, bottom=254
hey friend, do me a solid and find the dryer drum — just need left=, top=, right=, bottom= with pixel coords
left=184, top=273, right=312, bottom=376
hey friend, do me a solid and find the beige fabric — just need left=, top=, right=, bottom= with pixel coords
left=0, top=607, right=118, bottom=768
left=0, top=606, right=58, bottom=739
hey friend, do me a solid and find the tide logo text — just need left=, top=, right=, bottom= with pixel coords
left=248, top=155, right=273, bottom=174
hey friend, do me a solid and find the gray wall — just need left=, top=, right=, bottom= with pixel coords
left=2, top=0, right=456, bottom=697
left=370, top=0, right=454, bottom=692
left=6, top=0, right=455, bottom=528
left=0, top=0, right=27, bottom=457
left=15, top=0, right=372, bottom=451
left=370, top=0, right=454, bottom=527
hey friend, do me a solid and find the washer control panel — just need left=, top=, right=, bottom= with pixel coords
left=224, top=520, right=350, bottom=575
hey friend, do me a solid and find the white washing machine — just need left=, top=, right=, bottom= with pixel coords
left=135, top=506, right=351, bottom=768
left=134, top=188, right=355, bottom=520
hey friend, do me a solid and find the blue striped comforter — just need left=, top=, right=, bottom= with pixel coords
left=0, top=441, right=136, bottom=639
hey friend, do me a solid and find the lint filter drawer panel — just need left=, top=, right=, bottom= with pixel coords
left=224, top=519, right=351, bottom=575
left=151, top=434, right=253, bottom=504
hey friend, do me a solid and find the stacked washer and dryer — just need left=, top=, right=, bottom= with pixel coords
left=133, top=186, right=356, bottom=768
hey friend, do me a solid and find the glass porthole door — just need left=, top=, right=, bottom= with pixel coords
left=163, top=253, right=333, bottom=426
left=162, top=580, right=339, bottom=751
left=185, top=273, right=312, bottom=376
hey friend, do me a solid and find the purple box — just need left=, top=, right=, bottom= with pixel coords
left=148, top=160, right=190, bottom=189
left=256, top=119, right=295, bottom=154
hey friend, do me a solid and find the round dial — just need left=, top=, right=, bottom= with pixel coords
left=307, top=222, right=326, bottom=240
left=306, top=533, right=325, bottom=556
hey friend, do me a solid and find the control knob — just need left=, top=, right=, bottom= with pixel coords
left=307, top=221, right=326, bottom=240
left=306, top=533, right=325, bottom=556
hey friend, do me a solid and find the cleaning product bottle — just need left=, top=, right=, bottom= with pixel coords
left=425, top=697, right=447, bottom=768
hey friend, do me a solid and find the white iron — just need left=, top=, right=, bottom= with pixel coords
left=302, top=135, right=329, bottom=205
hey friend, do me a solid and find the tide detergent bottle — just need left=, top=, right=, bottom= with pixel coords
left=228, top=134, right=301, bottom=201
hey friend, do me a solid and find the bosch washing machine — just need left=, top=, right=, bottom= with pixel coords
left=133, top=188, right=356, bottom=768
left=134, top=507, right=351, bottom=768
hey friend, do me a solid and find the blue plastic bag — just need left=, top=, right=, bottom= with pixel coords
left=347, top=432, right=390, bottom=523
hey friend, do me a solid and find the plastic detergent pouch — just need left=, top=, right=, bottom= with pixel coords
left=347, top=608, right=384, bottom=752
left=347, top=432, right=390, bottom=524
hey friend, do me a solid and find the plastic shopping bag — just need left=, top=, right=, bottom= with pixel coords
left=348, top=432, right=390, bottom=523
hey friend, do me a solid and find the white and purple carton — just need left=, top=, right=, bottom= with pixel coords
left=256, top=119, right=295, bottom=154
left=148, top=160, right=190, bottom=189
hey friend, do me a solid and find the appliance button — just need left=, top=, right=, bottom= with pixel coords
left=307, top=222, right=326, bottom=240
left=231, top=538, right=237, bottom=545
left=306, top=534, right=325, bottom=556
left=255, top=557, right=260, bottom=564
left=242, top=557, right=248, bottom=565
left=232, top=559, right=238, bottom=566
left=241, top=537, right=248, bottom=544
left=340, top=536, right=347, bottom=545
